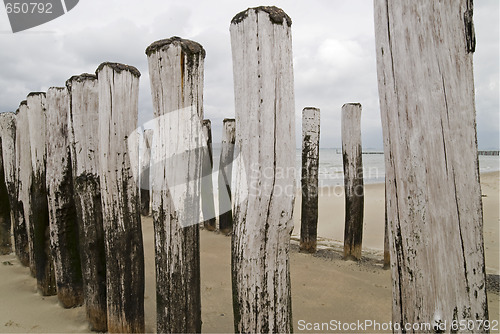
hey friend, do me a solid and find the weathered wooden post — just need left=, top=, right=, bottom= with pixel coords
left=140, top=129, right=153, bottom=217
left=341, top=103, right=364, bottom=261
left=16, top=101, right=34, bottom=272
left=0, top=133, right=11, bottom=255
left=27, top=92, right=56, bottom=296
left=146, top=36, right=204, bottom=334
left=67, top=74, right=107, bottom=331
left=96, top=63, right=144, bottom=333
left=0, top=112, right=28, bottom=264
left=300, top=107, right=320, bottom=253
left=202, top=119, right=216, bottom=231
left=375, top=0, right=489, bottom=328
left=230, top=7, right=295, bottom=333
left=218, top=118, right=235, bottom=234
left=45, top=87, right=83, bottom=308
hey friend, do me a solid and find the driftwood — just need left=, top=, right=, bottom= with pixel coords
left=230, top=6, right=295, bottom=333
left=375, top=0, right=488, bottom=329
left=300, top=107, right=320, bottom=253
left=27, top=92, right=56, bottom=296
left=96, top=63, right=144, bottom=333
left=67, top=74, right=107, bottom=331
left=146, top=36, right=204, bottom=334
left=341, top=103, right=364, bottom=261
left=218, top=118, right=235, bottom=234
left=45, top=87, right=83, bottom=308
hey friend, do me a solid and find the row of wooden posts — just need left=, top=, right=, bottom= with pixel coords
left=0, top=2, right=490, bottom=333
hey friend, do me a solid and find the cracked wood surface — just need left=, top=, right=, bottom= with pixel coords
left=97, top=63, right=144, bottom=333
left=218, top=118, right=235, bottom=234
left=230, top=6, right=295, bottom=333
left=374, top=0, right=488, bottom=331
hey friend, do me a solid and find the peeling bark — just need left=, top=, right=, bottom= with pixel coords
left=45, top=87, right=83, bottom=308
left=146, top=36, right=204, bottom=334
left=374, top=0, right=488, bottom=330
left=218, top=118, right=235, bottom=234
left=27, top=92, right=56, bottom=296
left=67, top=74, right=107, bottom=331
left=300, top=107, right=320, bottom=253
left=230, top=7, right=295, bottom=333
left=96, top=63, right=144, bottom=333
left=341, top=103, right=364, bottom=261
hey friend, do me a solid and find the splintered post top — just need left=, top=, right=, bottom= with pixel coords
left=145, top=36, right=206, bottom=58
left=95, top=62, right=141, bottom=78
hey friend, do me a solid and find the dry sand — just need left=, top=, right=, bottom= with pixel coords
left=0, top=172, right=498, bottom=333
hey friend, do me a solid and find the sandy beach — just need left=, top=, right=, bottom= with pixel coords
left=0, top=172, right=498, bottom=333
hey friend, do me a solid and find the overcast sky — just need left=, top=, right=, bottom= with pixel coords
left=0, top=0, right=498, bottom=149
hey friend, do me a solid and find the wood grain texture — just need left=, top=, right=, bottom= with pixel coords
left=96, top=63, right=144, bottom=333
left=201, top=119, right=216, bottom=231
left=16, top=102, right=34, bottom=272
left=218, top=118, right=235, bottom=234
left=146, top=36, right=204, bottom=334
left=341, top=103, right=364, bottom=261
left=0, top=112, right=17, bottom=255
left=27, top=92, right=56, bottom=296
left=300, top=107, right=320, bottom=253
left=67, top=74, right=107, bottom=331
left=230, top=7, right=295, bottom=333
left=140, top=129, right=153, bottom=217
left=374, top=0, right=488, bottom=330
left=45, top=87, right=83, bottom=308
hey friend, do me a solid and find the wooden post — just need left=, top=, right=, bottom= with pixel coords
left=300, top=107, right=320, bottom=253
left=0, top=130, right=11, bottom=255
left=66, top=74, right=107, bottom=331
left=218, top=118, right=235, bottom=234
left=146, top=36, right=204, bottom=334
left=140, top=129, right=153, bottom=217
left=0, top=112, right=28, bottom=264
left=342, top=103, right=364, bottom=261
left=45, top=87, right=83, bottom=308
left=96, top=63, right=144, bottom=333
left=16, top=101, right=35, bottom=273
left=27, top=92, right=56, bottom=296
left=230, top=7, right=295, bottom=333
left=374, top=0, right=488, bottom=328
left=202, top=119, right=216, bottom=231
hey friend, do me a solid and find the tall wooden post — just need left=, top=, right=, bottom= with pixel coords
left=202, top=119, right=216, bottom=231
left=342, top=103, right=364, bottom=261
left=230, top=7, right=295, bottom=333
left=300, top=107, right=320, bottom=253
left=67, top=74, right=107, bottom=331
left=0, top=131, right=11, bottom=255
left=146, top=36, right=204, bottom=334
left=27, top=92, right=56, bottom=296
left=16, top=101, right=34, bottom=273
left=374, top=0, right=488, bottom=328
left=218, top=118, right=235, bottom=234
left=1, top=112, right=28, bottom=264
left=45, top=87, right=83, bottom=308
left=140, top=129, right=153, bottom=217
left=96, top=63, right=144, bottom=333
